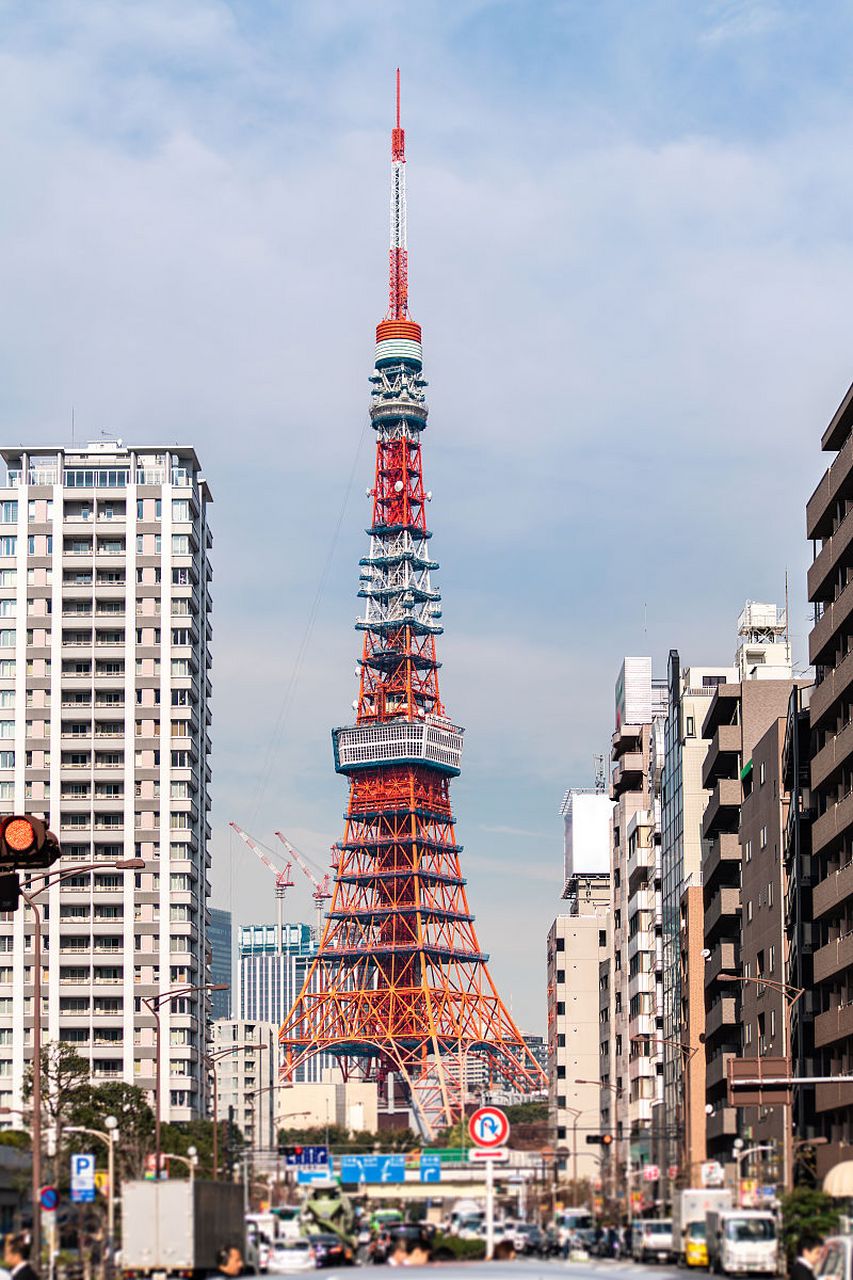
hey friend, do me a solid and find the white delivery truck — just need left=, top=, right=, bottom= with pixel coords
left=121, top=1180, right=246, bottom=1280
left=705, top=1208, right=779, bottom=1276
left=673, top=1188, right=733, bottom=1266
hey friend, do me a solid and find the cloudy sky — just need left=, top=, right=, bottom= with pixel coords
left=0, top=0, right=851, bottom=1030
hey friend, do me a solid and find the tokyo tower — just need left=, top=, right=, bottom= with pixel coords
left=279, top=73, right=546, bottom=1135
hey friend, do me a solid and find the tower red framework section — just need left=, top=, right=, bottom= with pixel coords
left=279, top=74, right=546, bottom=1133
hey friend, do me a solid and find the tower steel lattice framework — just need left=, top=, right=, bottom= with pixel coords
left=279, top=73, right=547, bottom=1134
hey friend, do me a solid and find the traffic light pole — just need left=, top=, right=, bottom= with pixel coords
left=19, top=888, right=42, bottom=1272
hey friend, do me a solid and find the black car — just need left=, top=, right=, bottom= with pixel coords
left=308, top=1233, right=353, bottom=1268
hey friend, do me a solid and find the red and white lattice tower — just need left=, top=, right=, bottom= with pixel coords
left=279, top=72, right=546, bottom=1135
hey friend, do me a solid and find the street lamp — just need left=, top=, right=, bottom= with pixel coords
left=141, top=983, right=229, bottom=1175
left=65, top=1119, right=119, bottom=1274
left=20, top=856, right=144, bottom=1268
left=163, top=1145, right=198, bottom=1184
left=565, top=1107, right=582, bottom=1188
left=636, top=1034, right=704, bottom=1190
left=717, top=973, right=804, bottom=1190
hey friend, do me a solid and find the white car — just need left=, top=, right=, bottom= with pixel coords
left=268, top=1239, right=315, bottom=1273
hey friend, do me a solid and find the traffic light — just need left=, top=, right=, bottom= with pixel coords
left=0, top=816, right=60, bottom=871
left=602, top=1133, right=613, bottom=1148
left=586, top=1133, right=614, bottom=1146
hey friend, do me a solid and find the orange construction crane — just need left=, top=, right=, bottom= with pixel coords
left=274, top=831, right=332, bottom=937
left=229, top=821, right=295, bottom=953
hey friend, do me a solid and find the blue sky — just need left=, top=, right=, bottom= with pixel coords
left=0, top=0, right=850, bottom=1030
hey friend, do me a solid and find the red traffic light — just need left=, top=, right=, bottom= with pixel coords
left=294, top=1146, right=303, bottom=1156
left=602, top=1133, right=613, bottom=1147
left=0, top=816, right=60, bottom=869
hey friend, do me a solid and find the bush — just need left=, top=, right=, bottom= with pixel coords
left=780, top=1188, right=841, bottom=1261
left=430, top=1234, right=486, bottom=1262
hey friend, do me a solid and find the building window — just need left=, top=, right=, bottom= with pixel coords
left=686, top=715, right=695, bottom=737
left=747, top=901, right=753, bottom=923
left=768, top=881, right=773, bottom=908
left=759, top=761, right=766, bottom=785
left=599, top=930, right=607, bottom=947
left=0, top=539, right=15, bottom=557
left=744, top=839, right=752, bottom=863
left=759, top=826, right=768, bottom=849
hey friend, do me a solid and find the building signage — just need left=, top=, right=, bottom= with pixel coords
left=70, top=1153, right=96, bottom=1204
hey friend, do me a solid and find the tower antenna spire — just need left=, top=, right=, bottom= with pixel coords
left=389, top=69, right=408, bottom=319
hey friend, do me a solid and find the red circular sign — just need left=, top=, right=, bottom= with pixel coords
left=468, top=1106, right=510, bottom=1148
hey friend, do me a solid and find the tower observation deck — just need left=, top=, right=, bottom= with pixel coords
left=279, top=73, right=547, bottom=1135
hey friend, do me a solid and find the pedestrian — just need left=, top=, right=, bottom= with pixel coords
left=790, top=1235, right=825, bottom=1280
left=493, top=1240, right=516, bottom=1261
left=209, top=1245, right=244, bottom=1278
left=3, top=1235, right=37, bottom=1280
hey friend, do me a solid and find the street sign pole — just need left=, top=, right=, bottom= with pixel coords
left=486, top=1156, right=495, bottom=1262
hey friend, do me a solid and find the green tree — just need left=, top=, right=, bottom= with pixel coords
left=22, top=1042, right=90, bottom=1185
left=68, top=1083, right=154, bottom=1182
left=161, top=1118, right=244, bottom=1179
left=780, top=1188, right=841, bottom=1261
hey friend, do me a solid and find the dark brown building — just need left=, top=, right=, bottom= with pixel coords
left=806, top=381, right=853, bottom=1176
left=738, top=716, right=789, bottom=1189
left=701, top=678, right=795, bottom=1163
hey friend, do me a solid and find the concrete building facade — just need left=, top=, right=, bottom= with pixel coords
left=549, top=785, right=612, bottom=1184
left=239, top=921, right=331, bottom=1083
left=602, top=658, right=667, bottom=1206
left=659, top=653, right=735, bottom=1194
left=0, top=442, right=212, bottom=1123
left=212, top=1018, right=277, bottom=1152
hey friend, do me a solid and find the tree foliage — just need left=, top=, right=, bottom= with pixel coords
left=276, top=1123, right=419, bottom=1153
left=68, top=1083, right=154, bottom=1183
left=780, top=1188, right=841, bottom=1260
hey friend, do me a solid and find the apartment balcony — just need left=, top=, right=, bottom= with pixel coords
left=812, top=719, right=853, bottom=792
left=705, top=995, right=738, bottom=1040
left=628, top=930, right=653, bottom=962
left=815, top=1080, right=853, bottom=1113
left=703, top=833, right=741, bottom=894
left=813, top=860, right=853, bottom=921
left=702, top=685, right=741, bottom=739
left=812, top=789, right=853, bottom=858
left=704, top=941, right=740, bottom=989
left=812, top=657, right=853, bottom=732
left=814, top=1003, right=853, bottom=1050
left=706, top=1051, right=735, bottom=1089
left=702, top=778, right=741, bottom=840
left=628, top=1013, right=656, bottom=1040
left=813, top=930, right=853, bottom=984
left=706, top=1106, right=739, bottom=1141
left=810, top=581, right=853, bottom=669
left=702, top=724, right=742, bottom=789
left=628, top=970, right=652, bottom=1002
left=629, top=1055, right=656, bottom=1083
left=627, top=840, right=654, bottom=891
left=809, top=508, right=853, bottom=604
left=704, top=886, right=741, bottom=943
left=612, top=723, right=643, bottom=759
left=807, top=425, right=853, bottom=541
left=611, top=753, right=644, bottom=799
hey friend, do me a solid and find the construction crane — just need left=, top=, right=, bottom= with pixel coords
left=274, top=830, right=332, bottom=937
left=229, top=820, right=295, bottom=954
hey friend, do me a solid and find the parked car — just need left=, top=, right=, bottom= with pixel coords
left=268, top=1239, right=315, bottom=1273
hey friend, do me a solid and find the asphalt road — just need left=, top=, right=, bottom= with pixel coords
left=316, top=1260, right=679, bottom=1280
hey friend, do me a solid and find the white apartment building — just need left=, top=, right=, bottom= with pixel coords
left=0, top=442, right=212, bottom=1123
left=603, top=658, right=667, bottom=1201
left=212, top=1019, right=277, bottom=1152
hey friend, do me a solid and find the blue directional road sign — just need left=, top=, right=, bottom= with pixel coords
left=283, top=1145, right=329, bottom=1167
left=297, top=1169, right=335, bottom=1185
left=70, top=1154, right=96, bottom=1204
left=420, top=1154, right=441, bottom=1184
left=339, top=1154, right=406, bottom=1184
